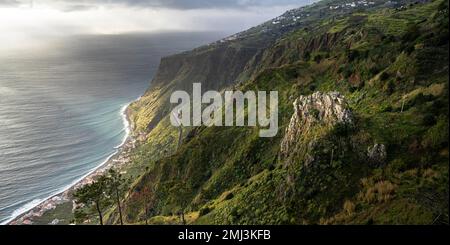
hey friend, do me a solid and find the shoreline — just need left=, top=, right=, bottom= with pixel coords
left=7, top=99, right=139, bottom=225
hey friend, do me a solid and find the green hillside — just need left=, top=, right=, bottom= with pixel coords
left=103, top=0, right=448, bottom=225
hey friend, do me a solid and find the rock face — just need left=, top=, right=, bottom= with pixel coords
left=280, top=91, right=353, bottom=161
left=367, top=143, right=387, bottom=166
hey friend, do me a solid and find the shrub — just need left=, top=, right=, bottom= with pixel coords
left=369, top=65, right=380, bottom=76
left=347, top=50, right=360, bottom=62
left=381, top=105, right=393, bottom=112
left=389, top=159, right=407, bottom=173
left=310, top=108, right=320, bottom=120
left=358, top=180, right=396, bottom=204
left=402, top=24, right=420, bottom=42
left=358, top=188, right=376, bottom=204
left=422, top=168, right=439, bottom=179
left=430, top=99, right=445, bottom=114
left=343, top=200, right=356, bottom=215
left=224, top=192, right=234, bottom=200
left=337, top=63, right=355, bottom=78
left=332, top=122, right=353, bottom=137
left=374, top=181, right=396, bottom=202
left=379, top=71, right=389, bottom=81
left=303, top=51, right=311, bottom=60
left=432, top=29, right=449, bottom=46
left=199, top=206, right=211, bottom=216
left=230, top=208, right=239, bottom=220
left=415, top=93, right=434, bottom=104
left=360, top=177, right=372, bottom=188
left=349, top=86, right=356, bottom=93
left=285, top=68, right=299, bottom=78
left=404, top=44, right=415, bottom=54
left=383, top=80, right=395, bottom=94
left=422, top=114, right=437, bottom=126
left=422, top=118, right=449, bottom=149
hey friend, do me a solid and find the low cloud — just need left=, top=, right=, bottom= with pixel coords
left=0, top=0, right=20, bottom=6
left=60, top=4, right=98, bottom=12
left=107, top=0, right=310, bottom=9
left=0, top=0, right=313, bottom=52
left=2, top=0, right=312, bottom=10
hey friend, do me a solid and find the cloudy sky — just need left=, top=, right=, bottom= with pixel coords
left=0, top=0, right=314, bottom=50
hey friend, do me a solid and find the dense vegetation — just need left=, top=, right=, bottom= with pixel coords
left=85, top=0, right=448, bottom=225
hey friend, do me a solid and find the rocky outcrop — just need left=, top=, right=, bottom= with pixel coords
left=367, top=143, right=387, bottom=166
left=280, top=91, right=353, bottom=161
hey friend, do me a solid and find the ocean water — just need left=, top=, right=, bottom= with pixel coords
left=0, top=32, right=225, bottom=224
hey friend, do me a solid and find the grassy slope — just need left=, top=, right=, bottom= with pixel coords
left=115, top=0, right=448, bottom=225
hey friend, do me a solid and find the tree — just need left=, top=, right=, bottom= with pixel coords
left=170, top=183, right=191, bottom=225
left=140, top=185, right=157, bottom=225
left=105, top=169, right=130, bottom=225
left=73, top=176, right=110, bottom=225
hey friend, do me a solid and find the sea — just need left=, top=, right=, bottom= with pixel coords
left=0, top=31, right=226, bottom=224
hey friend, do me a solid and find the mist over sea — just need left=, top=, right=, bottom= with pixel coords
left=0, top=31, right=225, bottom=224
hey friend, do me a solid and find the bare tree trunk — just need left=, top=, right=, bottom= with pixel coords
left=116, top=188, right=124, bottom=225
left=330, top=148, right=334, bottom=165
left=144, top=200, right=149, bottom=225
left=96, top=202, right=103, bottom=225
left=177, top=127, right=183, bottom=150
left=401, top=96, right=405, bottom=112
left=181, top=210, right=186, bottom=225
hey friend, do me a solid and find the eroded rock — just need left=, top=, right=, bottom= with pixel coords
left=280, top=91, right=353, bottom=161
left=367, top=143, right=387, bottom=166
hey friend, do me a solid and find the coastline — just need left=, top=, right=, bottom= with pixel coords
left=7, top=98, right=139, bottom=225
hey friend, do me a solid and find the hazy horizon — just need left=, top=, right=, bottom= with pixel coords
left=0, top=0, right=317, bottom=52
